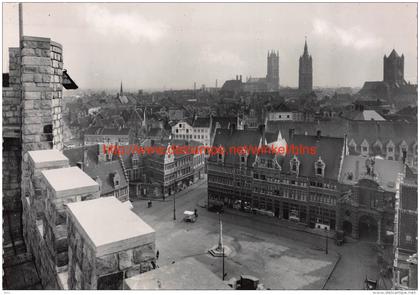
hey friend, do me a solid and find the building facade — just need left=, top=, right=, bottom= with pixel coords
left=208, top=128, right=345, bottom=231
left=208, top=127, right=408, bottom=243
left=171, top=117, right=212, bottom=146
left=84, top=127, right=130, bottom=146
left=123, top=140, right=205, bottom=200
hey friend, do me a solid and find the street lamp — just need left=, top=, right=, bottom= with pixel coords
left=173, top=189, right=176, bottom=220
left=325, top=228, right=329, bottom=255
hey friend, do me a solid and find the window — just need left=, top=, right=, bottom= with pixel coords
left=290, top=156, right=300, bottom=175
left=314, top=157, right=325, bottom=177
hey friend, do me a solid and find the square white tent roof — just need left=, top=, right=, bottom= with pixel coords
left=67, top=197, right=155, bottom=256
left=41, top=166, right=99, bottom=198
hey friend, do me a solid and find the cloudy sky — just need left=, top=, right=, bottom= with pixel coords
left=2, top=3, right=417, bottom=90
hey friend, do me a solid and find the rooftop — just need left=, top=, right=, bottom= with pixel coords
left=41, top=166, right=99, bottom=198
left=67, top=197, right=155, bottom=256
left=124, top=257, right=230, bottom=290
left=63, top=145, right=129, bottom=195
left=339, top=155, right=404, bottom=192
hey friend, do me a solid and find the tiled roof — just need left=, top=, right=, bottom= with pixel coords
left=209, top=129, right=262, bottom=167
left=339, top=155, right=404, bottom=192
left=267, top=119, right=417, bottom=147
left=210, top=128, right=344, bottom=180
left=279, top=134, right=344, bottom=180
left=220, top=79, right=242, bottom=92
left=85, top=127, right=130, bottom=136
left=349, top=110, right=385, bottom=121
left=63, top=145, right=128, bottom=196
left=211, top=116, right=237, bottom=130
left=192, top=117, right=211, bottom=128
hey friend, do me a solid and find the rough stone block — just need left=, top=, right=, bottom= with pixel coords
left=22, top=56, right=51, bottom=66
left=124, top=264, right=141, bottom=279
left=96, top=254, right=118, bottom=276
left=23, top=91, right=42, bottom=100
left=132, top=243, right=155, bottom=264
left=118, top=249, right=133, bottom=270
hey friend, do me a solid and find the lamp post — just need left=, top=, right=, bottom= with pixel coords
left=173, top=187, right=176, bottom=220
left=325, top=228, right=329, bottom=255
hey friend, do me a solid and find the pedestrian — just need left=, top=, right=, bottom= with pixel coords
left=194, top=208, right=198, bottom=218
left=156, top=250, right=160, bottom=260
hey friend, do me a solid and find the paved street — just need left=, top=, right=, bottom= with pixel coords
left=132, top=179, right=380, bottom=290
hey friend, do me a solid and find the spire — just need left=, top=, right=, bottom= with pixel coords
left=303, top=37, right=309, bottom=56
left=120, top=81, right=123, bottom=95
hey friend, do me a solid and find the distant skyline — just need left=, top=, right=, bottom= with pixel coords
left=3, top=3, right=417, bottom=90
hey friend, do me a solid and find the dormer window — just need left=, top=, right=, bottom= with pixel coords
left=361, top=139, right=369, bottom=156
left=290, top=156, right=300, bottom=175
left=314, top=157, right=326, bottom=177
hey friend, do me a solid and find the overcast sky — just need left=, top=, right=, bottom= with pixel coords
left=2, top=3, right=417, bottom=90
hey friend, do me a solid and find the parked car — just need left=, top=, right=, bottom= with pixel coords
left=183, top=211, right=197, bottom=222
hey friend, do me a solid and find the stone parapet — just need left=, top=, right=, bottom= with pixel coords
left=67, top=197, right=156, bottom=289
left=24, top=150, right=100, bottom=289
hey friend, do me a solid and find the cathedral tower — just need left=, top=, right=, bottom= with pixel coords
left=299, top=38, right=313, bottom=93
left=384, top=49, right=405, bottom=86
left=266, top=50, right=279, bottom=91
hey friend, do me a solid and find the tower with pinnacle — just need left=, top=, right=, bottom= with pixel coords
left=266, top=50, right=279, bottom=91
left=299, top=38, right=313, bottom=93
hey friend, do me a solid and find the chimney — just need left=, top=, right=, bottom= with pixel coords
left=288, top=128, right=295, bottom=140
left=316, top=130, right=321, bottom=140
left=236, top=75, right=239, bottom=81
left=240, top=75, right=242, bottom=82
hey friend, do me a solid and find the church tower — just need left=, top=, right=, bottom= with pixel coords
left=383, top=49, right=405, bottom=86
left=266, top=50, right=279, bottom=91
left=299, top=38, right=313, bottom=93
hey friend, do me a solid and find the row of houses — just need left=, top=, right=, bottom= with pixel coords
left=207, top=126, right=415, bottom=246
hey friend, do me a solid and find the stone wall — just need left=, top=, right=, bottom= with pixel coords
left=50, top=41, right=64, bottom=151
left=67, top=197, right=156, bottom=290
left=67, top=220, right=155, bottom=290
left=23, top=151, right=70, bottom=288
left=24, top=150, right=100, bottom=289
left=3, top=47, right=23, bottom=256
left=18, top=36, right=66, bottom=269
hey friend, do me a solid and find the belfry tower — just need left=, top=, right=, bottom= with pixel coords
left=299, top=38, right=313, bottom=93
